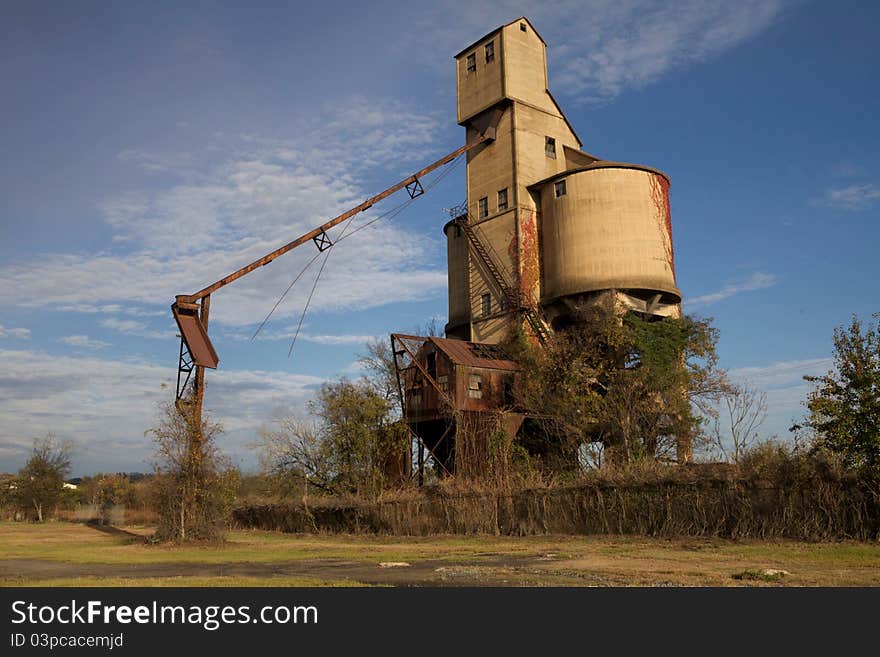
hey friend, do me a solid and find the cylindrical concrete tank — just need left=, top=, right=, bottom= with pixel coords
left=536, top=164, right=681, bottom=304
left=444, top=219, right=471, bottom=339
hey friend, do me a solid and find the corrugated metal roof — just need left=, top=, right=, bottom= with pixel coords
left=428, top=337, right=520, bottom=371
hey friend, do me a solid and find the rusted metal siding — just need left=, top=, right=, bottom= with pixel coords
left=400, top=337, right=520, bottom=424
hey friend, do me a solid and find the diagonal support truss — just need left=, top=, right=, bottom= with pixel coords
left=175, top=337, right=195, bottom=401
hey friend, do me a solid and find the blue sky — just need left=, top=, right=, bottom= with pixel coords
left=1, top=0, right=878, bottom=475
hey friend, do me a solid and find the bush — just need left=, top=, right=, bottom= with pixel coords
left=148, top=402, right=239, bottom=542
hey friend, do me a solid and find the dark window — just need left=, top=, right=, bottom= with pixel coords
left=466, top=52, right=476, bottom=73
left=503, top=376, right=515, bottom=406
left=485, top=41, right=495, bottom=63
left=426, top=352, right=436, bottom=379
left=545, top=136, right=556, bottom=159
left=520, top=22, right=527, bottom=32
left=481, top=292, right=491, bottom=317
left=497, top=187, right=508, bottom=211
left=554, top=179, right=567, bottom=198
left=478, top=196, right=488, bottom=219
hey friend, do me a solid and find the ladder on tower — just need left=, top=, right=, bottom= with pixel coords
left=452, top=213, right=551, bottom=344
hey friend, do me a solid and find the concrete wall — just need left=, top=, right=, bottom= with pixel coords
left=457, top=31, right=504, bottom=124
left=539, top=167, right=681, bottom=303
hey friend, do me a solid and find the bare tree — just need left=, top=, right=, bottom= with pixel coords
left=709, top=382, right=768, bottom=463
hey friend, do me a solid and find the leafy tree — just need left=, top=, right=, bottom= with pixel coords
left=259, top=378, right=410, bottom=498
left=800, top=313, right=880, bottom=470
left=79, top=473, right=136, bottom=521
left=16, top=435, right=72, bottom=522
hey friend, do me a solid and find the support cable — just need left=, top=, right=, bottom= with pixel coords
left=251, top=250, right=323, bottom=340
left=256, top=152, right=466, bottom=352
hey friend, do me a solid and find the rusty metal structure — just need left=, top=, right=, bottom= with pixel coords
left=390, top=334, right=524, bottom=480
left=171, top=128, right=501, bottom=429
left=396, top=17, right=687, bottom=478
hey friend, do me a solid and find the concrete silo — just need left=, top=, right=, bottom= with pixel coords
left=445, top=17, right=681, bottom=342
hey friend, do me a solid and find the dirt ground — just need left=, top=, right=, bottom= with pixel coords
left=2, top=521, right=879, bottom=587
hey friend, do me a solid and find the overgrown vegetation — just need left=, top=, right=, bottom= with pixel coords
left=237, top=441, right=880, bottom=540
left=148, top=401, right=239, bottom=542
left=508, top=306, right=727, bottom=471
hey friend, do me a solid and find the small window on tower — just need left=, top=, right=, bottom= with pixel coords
left=485, top=41, right=495, bottom=63
left=554, top=179, right=567, bottom=198
left=478, top=196, right=488, bottom=219
left=545, top=137, right=556, bottom=159
left=497, top=188, right=508, bottom=211
left=481, top=293, right=491, bottom=317
left=520, top=22, right=527, bottom=32
left=466, top=52, right=476, bottom=73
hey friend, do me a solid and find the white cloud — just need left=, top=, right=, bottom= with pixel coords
left=685, top=272, right=777, bottom=308
left=0, top=97, right=449, bottom=328
left=407, top=0, right=786, bottom=103
left=0, top=349, right=324, bottom=474
left=822, top=183, right=880, bottom=210
left=0, top=325, right=30, bottom=340
left=58, top=335, right=110, bottom=349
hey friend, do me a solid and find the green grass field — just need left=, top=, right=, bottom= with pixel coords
left=1, top=521, right=879, bottom=587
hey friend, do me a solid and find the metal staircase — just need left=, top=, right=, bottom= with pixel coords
left=452, top=213, right=551, bottom=344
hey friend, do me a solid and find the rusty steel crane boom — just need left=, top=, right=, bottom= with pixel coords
left=171, top=125, right=498, bottom=422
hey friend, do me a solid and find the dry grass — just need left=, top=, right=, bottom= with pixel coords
left=2, top=521, right=880, bottom=587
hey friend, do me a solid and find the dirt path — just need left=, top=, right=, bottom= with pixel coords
left=0, top=556, right=559, bottom=586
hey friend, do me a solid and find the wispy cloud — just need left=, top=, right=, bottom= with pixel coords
left=0, top=325, right=30, bottom=340
left=99, top=318, right=174, bottom=340
left=822, top=183, right=880, bottom=210
left=408, top=0, right=786, bottom=103
left=729, top=357, right=833, bottom=390
left=116, top=149, right=195, bottom=174
left=685, top=272, right=777, bottom=308
left=299, top=333, right=379, bottom=346
left=58, top=335, right=110, bottom=350
left=727, top=357, right=833, bottom=437
left=0, top=97, right=448, bottom=328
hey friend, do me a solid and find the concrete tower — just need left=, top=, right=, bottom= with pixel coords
left=445, top=17, right=681, bottom=344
